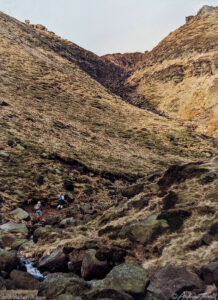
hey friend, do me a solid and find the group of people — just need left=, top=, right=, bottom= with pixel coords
left=34, top=193, right=65, bottom=221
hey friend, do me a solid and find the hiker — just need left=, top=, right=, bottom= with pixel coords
left=57, top=193, right=64, bottom=210
left=35, top=201, right=43, bottom=221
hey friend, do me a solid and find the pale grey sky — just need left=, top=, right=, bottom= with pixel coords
left=0, top=0, right=217, bottom=55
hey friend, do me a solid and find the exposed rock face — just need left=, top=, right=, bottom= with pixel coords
left=102, top=52, right=145, bottom=72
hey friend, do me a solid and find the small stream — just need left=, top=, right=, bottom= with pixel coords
left=21, top=259, right=45, bottom=281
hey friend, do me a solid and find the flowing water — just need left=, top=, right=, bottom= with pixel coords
left=22, top=259, right=45, bottom=281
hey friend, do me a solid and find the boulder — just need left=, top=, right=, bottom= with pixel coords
left=10, top=208, right=29, bottom=221
left=81, top=249, right=111, bottom=280
left=33, top=226, right=53, bottom=243
left=43, top=214, right=61, bottom=226
left=127, top=195, right=149, bottom=210
left=157, top=209, right=191, bottom=231
left=38, top=249, right=68, bottom=272
left=120, top=184, right=144, bottom=198
left=0, top=249, right=19, bottom=272
left=60, top=217, right=77, bottom=228
left=38, top=273, right=90, bottom=299
left=0, top=232, right=16, bottom=248
left=0, top=222, right=28, bottom=237
left=119, top=215, right=169, bottom=245
left=10, top=270, right=40, bottom=290
left=88, top=262, right=149, bottom=299
left=201, top=260, right=218, bottom=285
left=146, top=264, right=205, bottom=300
left=68, top=249, right=86, bottom=275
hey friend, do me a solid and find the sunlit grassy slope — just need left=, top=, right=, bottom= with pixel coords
left=126, top=6, right=218, bottom=137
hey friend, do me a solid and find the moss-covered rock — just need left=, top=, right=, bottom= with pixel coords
left=33, top=226, right=53, bottom=243
left=38, top=273, right=90, bottom=299
left=119, top=215, right=169, bottom=245
left=87, top=262, right=149, bottom=299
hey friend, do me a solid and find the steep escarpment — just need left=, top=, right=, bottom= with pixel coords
left=102, top=52, right=145, bottom=72
left=126, top=6, right=218, bottom=137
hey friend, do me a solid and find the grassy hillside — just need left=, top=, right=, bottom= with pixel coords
left=126, top=6, right=218, bottom=137
left=0, top=10, right=217, bottom=279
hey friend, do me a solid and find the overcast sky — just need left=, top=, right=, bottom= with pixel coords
left=0, top=0, right=217, bottom=55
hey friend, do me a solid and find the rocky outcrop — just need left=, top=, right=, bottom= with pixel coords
left=119, top=215, right=169, bottom=244
left=87, top=263, right=149, bottom=299
left=146, top=264, right=205, bottom=300
left=102, top=52, right=144, bottom=72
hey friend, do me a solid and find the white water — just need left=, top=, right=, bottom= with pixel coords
left=22, top=259, right=45, bottom=281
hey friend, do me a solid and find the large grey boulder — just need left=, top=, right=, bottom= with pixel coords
left=38, top=273, right=90, bottom=299
left=81, top=249, right=111, bottom=280
left=10, top=270, right=40, bottom=290
left=33, top=226, right=53, bottom=243
left=60, top=217, right=77, bottom=228
left=146, top=264, right=205, bottom=300
left=10, top=208, right=29, bottom=221
left=119, top=215, right=169, bottom=245
left=0, top=222, right=28, bottom=237
left=87, top=262, right=149, bottom=299
left=38, top=249, right=68, bottom=272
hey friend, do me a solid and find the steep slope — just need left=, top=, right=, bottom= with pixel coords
left=0, top=12, right=128, bottom=97
left=126, top=5, right=218, bottom=137
left=0, top=11, right=217, bottom=297
left=102, top=52, right=145, bottom=72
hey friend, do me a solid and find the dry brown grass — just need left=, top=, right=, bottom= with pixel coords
left=126, top=7, right=218, bottom=137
